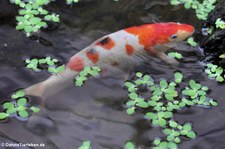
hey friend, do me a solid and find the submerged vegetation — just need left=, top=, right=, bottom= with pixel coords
left=124, top=72, right=217, bottom=148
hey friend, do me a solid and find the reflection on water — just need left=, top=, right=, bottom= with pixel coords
left=0, top=0, right=224, bottom=148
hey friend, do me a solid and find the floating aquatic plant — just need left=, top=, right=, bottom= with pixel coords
left=25, top=57, right=65, bottom=74
left=0, top=89, right=40, bottom=120
left=78, top=140, right=91, bottom=149
left=66, top=0, right=80, bottom=4
left=170, top=0, right=217, bottom=20
left=187, top=37, right=198, bottom=46
left=168, top=52, right=183, bottom=59
left=75, top=66, right=101, bottom=87
left=205, top=63, right=225, bottom=82
left=124, top=71, right=217, bottom=148
left=125, top=142, right=135, bottom=149
left=9, top=0, right=118, bottom=36
left=10, top=0, right=59, bottom=36
left=215, top=18, right=225, bottom=29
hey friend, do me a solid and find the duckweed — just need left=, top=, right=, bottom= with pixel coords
left=168, top=52, right=183, bottom=59
left=187, top=37, right=198, bottom=46
left=215, top=18, right=225, bottom=29
left=124, top=71, right=217, bottom=148
left=125, top=142, right=135, bottom=149
left=170, top=0, right=217, bottom=20
left=205, top=63, right=225, bottom=82
left=25, top=57, right=65, bottom=74
left=0, top=89, right=40, bottom=120
left=78, top=140, right=91, bottom=149
left=75, top=66, right=101, bottom=87
left=10, top=0, right=59, bottom=36
left=9, top=0, right=118, bottom=36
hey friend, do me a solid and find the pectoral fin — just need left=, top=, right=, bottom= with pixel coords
left=153, top=43, right=177, bottom=52
left=156, top=52, right=179, bottom=66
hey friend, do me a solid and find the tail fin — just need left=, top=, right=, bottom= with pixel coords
left=25, top=82, right=45, bottom=98
left=25, top=67, right=78, bottom=98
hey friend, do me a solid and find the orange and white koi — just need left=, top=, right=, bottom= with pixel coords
left=25, top=22, right=195, bottom=98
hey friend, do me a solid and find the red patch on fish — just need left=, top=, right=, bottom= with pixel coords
left=67, top=56, right=85, bottom=71
left=96, top=37, right=115, bottom=50
left=86, top=49, right=100, bottom=64
left=125, top=44, right=135, bottom=55
left=124, top=25, right=155, bottom=48
left=124, top=23, right=179, bottom=48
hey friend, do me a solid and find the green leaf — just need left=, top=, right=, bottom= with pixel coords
left=48, top=67, right=57, bottom=73
left=89, top=70, right=99, bottom=76
left=145, top=112, right=157, bottom=120
left=30, top=17, right=41, bottom=24
left=126, top=101, right=136, bottom=106
left=124, top=82, right=134, bottom=88
left=6, top=106, right=17, bottom=114
left=137, top=101, right=149, bottom=108
left=210, top=100, right=218, bottom=106
left=187, top=131, right=197, bottom=139
left=160, top=80, right=168, bottom=88
left=165, top=94, right=174, bottom=101
left=56, top=65, right=65, bottom=73
left=126, top=107, right=135, bottom=115
left=143, top=75, right=150, bottom=81
left=158, top=118, right=167, bottom=127
left=164, top=112, right=173, bottom=118
left=125, top=142, right=135, bottom=149
left=30, top=106, right=40, bottom=113
left=17, top=98, right=27, bottom=106
left=78, top=140, right=91, bottom=149
left=216, top=76, right=224, bottom=82
left=168, top=141, right=177, bottom=149
left=136, top=72, right=143, bottom=77
left=183, top=123, right=192, bottom=131
left=18, top=110, right=29, bottom=118
left=153, top=138, right=161, bottom=145
left=39, top=59, right=47, bottom=64
left=187, top=37, right=197, bottom=46
left=0, top=113, right=9, bottom=120
left=163, top=128, right=172, bottom=135
left=174, top=72, right=183, bottom=83
left=129, top=93, right=138, bottom=100
left=75, top=80, right=84, bottom=87
left=159, top=141, right=168, bottom=149
left=3, top=102, right=14, bottom=109
left=44, top=15, right=52, bottom=20
left=169, top=121, right=178, bottom=128
left=189, top=80, right=201, bottom=90
left=24, top=26, right=34, bottom=33
left=219, top=54, right=225, bottom=59
left=182, top=89, right=196, bottom=97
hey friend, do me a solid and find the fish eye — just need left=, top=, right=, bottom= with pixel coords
left=171, top=34, right=177, bottom=39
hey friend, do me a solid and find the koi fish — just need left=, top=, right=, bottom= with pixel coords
left=25, top=22, right=194, bottom=98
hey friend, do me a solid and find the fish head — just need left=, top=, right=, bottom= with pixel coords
left=154, top=22, right=195, bottom=44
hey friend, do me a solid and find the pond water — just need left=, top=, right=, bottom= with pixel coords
left=0, top=0, right=225, bottom=149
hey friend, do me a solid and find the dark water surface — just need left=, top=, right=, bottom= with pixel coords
left=0, top=0, right=225, bottom=149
